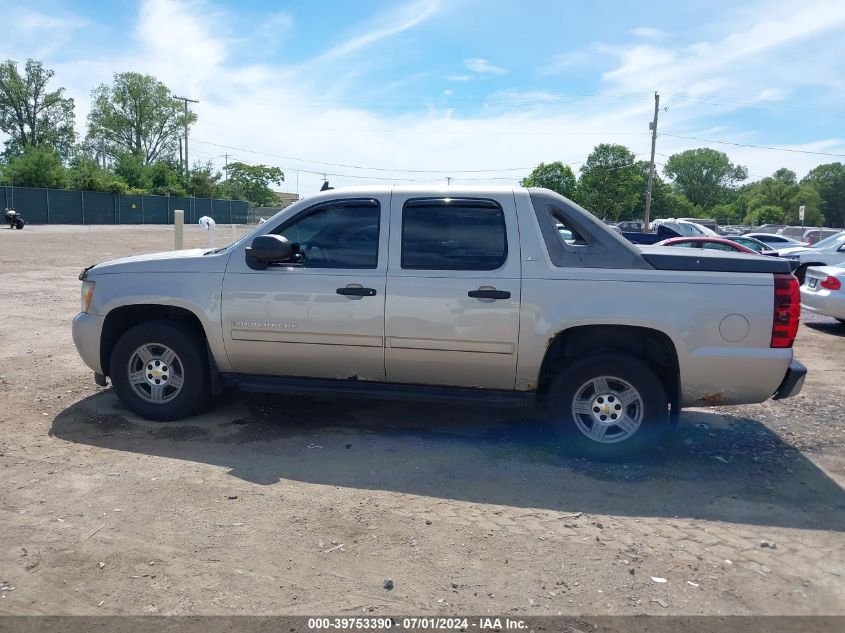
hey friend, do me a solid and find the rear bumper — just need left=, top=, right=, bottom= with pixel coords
left=801, top=285, right=845, bottom=319
left=773, top=359, right=807, bottom=400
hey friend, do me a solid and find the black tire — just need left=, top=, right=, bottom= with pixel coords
left=13, top=219, right=24, bottom=229
left=109, top=320, right=210, bottom=421
left=547, top=353, right=670, bottom=460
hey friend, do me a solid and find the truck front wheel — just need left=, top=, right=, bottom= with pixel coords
left=547, top=354, right=670, bottom=460
left=109, top=321, right=210, bottom=421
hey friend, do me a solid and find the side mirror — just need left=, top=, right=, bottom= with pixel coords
left=245, top=234, right=299, bottom=263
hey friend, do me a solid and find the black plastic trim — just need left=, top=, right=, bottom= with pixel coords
left=528, top=189, right=652, bottom=270
left=642, top=252, right=793, bottom=274
left=468, top=289, right=511, bottom=299
left=221, top=374, right=536, bottom=408
left=773, top=359, right=807, bottom=400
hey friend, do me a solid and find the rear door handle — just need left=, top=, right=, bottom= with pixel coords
left=337, top=286, right=377, bottom=297
left=468, top=289, right=511, bottom=300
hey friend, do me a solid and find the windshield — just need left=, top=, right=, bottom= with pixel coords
left=811, top=231, right=845, bottom=249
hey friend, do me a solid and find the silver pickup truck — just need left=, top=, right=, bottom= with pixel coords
left=73, top=186, right=806, bottom=459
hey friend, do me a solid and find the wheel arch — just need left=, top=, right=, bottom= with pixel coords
left=536, top=324, right=681, bottom=424
left=100, top=304, right=211, bottom=378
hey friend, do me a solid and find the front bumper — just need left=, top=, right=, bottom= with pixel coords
left=72, top=312, right=105, bottom=374
left=772, top=359, right=807, bottom=400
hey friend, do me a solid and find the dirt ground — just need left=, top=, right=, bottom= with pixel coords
left=0, top=224, right=843, bottom=617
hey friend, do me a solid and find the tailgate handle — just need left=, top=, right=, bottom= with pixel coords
left=336, top=286, right=376, bottom=297
left=468, top=289, right=511, bottom=300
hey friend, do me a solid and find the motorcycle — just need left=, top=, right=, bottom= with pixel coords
left=5, top=209, right=24, bottom=229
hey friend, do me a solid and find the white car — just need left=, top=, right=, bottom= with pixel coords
left=778, top=231, right=845, bottom=282
left=743, top=232, right=809, bottom=248
left=801, top=263, right=845, bottom=322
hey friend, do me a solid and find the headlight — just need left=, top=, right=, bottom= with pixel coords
left=81, top=280, right=96, bottom=313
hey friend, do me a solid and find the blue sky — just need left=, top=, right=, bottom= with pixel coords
left=3, top=0, right=845, bottom=193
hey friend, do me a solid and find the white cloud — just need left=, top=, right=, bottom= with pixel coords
left=4, top=0, right=845, bottom=196
left=0, top=5, right=88, bottom=59
left=463, top=58, right=508, bottom=75
left=537, top=51, right=591, bottom=76
left=631, top=26, right=668, bottom=41
left=307, top=0, right=441, bottom=66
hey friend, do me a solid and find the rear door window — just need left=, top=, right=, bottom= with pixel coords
left=401, top=199, right=507, bottom=270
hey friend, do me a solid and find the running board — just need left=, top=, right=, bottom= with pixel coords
left=221, top=374, right=536, bottom=408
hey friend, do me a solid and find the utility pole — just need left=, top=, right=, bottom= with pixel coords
left=644, top=91, right=660, bottom=231
left=179, top=138, right=183, bottom=174
left=100, top=138, right=106, bottom=169
left=446, top=177, right=452, bottom=186
left=223, top=153, right=229, bottom=180
left=173, top=95, right=198, bottom=183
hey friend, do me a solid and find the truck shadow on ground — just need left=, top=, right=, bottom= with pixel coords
left=50, top=391, right=845, bottom=531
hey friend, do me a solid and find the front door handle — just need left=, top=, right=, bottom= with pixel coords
left=468, top=289, right=511, bottom=300
left=336, top=286, right=377, bottom=297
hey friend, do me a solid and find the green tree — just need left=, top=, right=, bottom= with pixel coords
left=803, top=162, right=845, bottom=227
left=86, top=72, right=196, bottom=164
left=747, top=168, right=824, bottom=225
left=189, top=161, right=222, bottom=198
left=520, top=161, right=577, bottom=198
left=577, top=144, right=644, bottom=221
left=633, top=162, right=693, bottom=219
left=142, top=159, right=187, bottom=196
left=113, top=152, right=145, bottom=189
left=222, top=162, right=284, bottom=206
left=0, top=145, right=67, bottom=188
left=66, top=154, right=129, bottom=194
left=0, top=59, right=76, bottom=157
left=663, top=148, right=748, bottom=210
left=744, top=205, right=784, bottom=226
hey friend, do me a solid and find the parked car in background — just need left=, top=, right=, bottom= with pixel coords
left=679, top=218, right=718, bottom=232
left=779, top=230, right=845, bottom=282
left=616, top=220, right=644, bottom=232
left=778, top=226, right=809, bottom=240
left=624, top=219, right=718, bottom=245
left=803, top=227, right=841, bottom=245
left=655, top=237, right=759, bottom=254
left=800, top=262, right=845, bottom=323
left=742, top=232, right=809, bottom=248
left=727, top=236, right=780, bottom=256
left=754, top=224, right=786, bottom=235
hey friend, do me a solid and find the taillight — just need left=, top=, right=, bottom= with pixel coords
left=821, top=276, right=842, bottom=290
left=771, top=274, right=800, bottom=348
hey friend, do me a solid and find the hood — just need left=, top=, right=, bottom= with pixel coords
left=85, top=248, right=228, bottom=276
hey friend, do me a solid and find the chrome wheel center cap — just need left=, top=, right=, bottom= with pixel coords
left=144, top=358, right=170, bottom=387
left=590, top=393, right=624, bottom=424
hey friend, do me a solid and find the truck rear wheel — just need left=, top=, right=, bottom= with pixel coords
left=109, top=321, right=209, bottom=421
left=547, top=353, right=670, bottom=460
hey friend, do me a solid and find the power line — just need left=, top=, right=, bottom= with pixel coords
left=660, top=133, right=845, bottom=158
left=192, top=138, right=533, bottom=173
left=193, top=123, right=651, bottom=137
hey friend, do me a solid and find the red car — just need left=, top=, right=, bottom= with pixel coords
left=655, top=236, right=768, bottom=255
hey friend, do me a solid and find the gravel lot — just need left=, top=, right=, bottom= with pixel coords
left=0, top=224, right=843, bottom=616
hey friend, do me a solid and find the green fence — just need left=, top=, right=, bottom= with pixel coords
left=1, top=186, right=251, bottom=225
